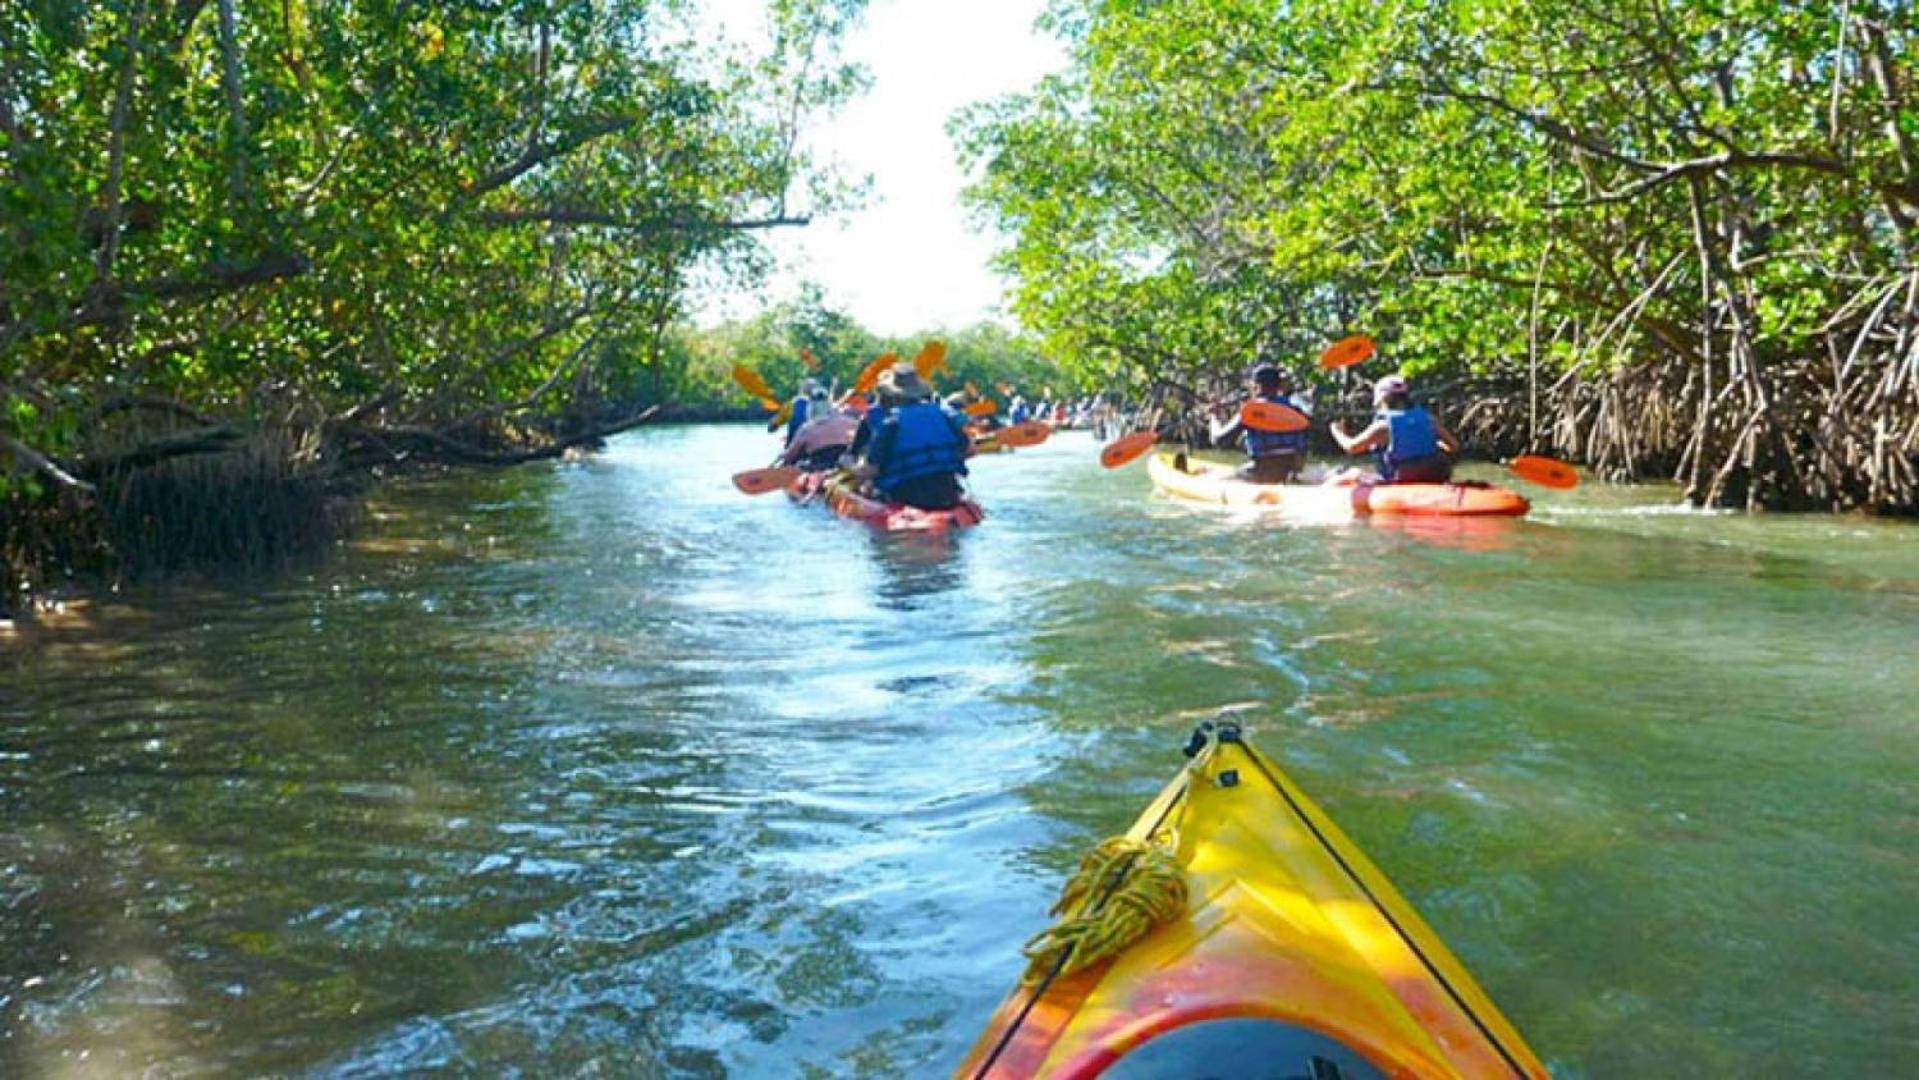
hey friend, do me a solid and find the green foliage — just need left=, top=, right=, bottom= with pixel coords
left=0, top=0, right=868, bottom=498
left=956, top=0, right=1919, bottom=398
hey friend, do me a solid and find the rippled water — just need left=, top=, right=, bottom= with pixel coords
left=3, top=425, right=1915, bottom=1076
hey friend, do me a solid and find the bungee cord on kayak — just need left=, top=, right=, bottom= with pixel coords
left=1017, top=835, right=1186, bottom=986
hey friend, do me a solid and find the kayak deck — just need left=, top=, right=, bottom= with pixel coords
left=958, top=724, right=1546, bottom=1079
left=1147, top=452, right=1530, bottom=518
left=786, top=470, right=984, bottom=533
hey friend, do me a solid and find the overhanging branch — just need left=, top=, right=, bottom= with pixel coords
left=471, top=207, right=811, bottom=233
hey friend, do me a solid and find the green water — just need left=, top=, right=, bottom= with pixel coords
left=3, top=425, right=1914, bottom=1076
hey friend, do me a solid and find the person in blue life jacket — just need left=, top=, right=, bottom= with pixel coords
left=773, top=378, right=818, bottom=443
left=1008, top=396, right=1030, bottom=424
left=853, top=365, right=972, bottom=510
left=1208, top=364, right=1310, bottom=484
left=1330, top=374, right=1461, bottom=484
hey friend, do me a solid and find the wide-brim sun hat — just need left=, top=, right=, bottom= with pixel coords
left=878, top=364, right=933, bottom=402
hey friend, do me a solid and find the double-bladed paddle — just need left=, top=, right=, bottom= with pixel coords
left=732, top=363, right=776, bottom=401
left=912, top=341, right=948, bottom=380
left=732, top=466, right=800, bottom=495
left=1317, top=335, right=1375, bottom=371
left=1505, top=454, right=1579, bottom=489
left=1100, top=430, right=1158, bottom=468
left=977, top=420, right=1052, bottom=452
left=1238, top=400, right=1313, bottom=433
left=853, top=352, right=898, bottom=395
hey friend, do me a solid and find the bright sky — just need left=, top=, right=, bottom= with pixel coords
left=695, top=0, right=1067, bottom=335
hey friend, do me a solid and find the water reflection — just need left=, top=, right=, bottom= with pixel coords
left=866, top=532, right=972, bottom=608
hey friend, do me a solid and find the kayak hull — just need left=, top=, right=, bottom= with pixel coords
left=786, top=471, right=984, bottom=533
left=957, top=726, right=1546, bottom=1079
left=1147, top=452, right=1529, bottom=518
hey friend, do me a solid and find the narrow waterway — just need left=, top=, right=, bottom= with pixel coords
left=3, top=424, right=1915, bottom=1076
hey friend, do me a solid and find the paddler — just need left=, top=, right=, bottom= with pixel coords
left=853, top=365, right=972, bottom=510
left=778, top=378, right=819, bottom=443
left=1208, top=364, right=1309, bottom=484
left=1330, top=373, right=1461, bottom=484
left=780, top=387, right=857, bottom=471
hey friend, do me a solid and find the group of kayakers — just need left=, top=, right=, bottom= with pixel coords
left=760, top=346, right=1465, bottom=513
left=1208, top=364, right=1462, bottom=487
left=774, top=365, right=975, bottom=510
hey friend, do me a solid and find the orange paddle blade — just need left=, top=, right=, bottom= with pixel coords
left=964, top=399, right=997, bottom=417
left=1240, top=400, right=1311, bottom=433
left=1507, top=454, right=1579, bottom=489
left=759, top=396, right=781, bottom=413
left=733, top=363, right=776, bottom=400
left=799, top=348, right=820, bottom=370
left=1100, top=430, right=1157, bottom=468
left=912, top=340, right=948, bottom=379
left=769, top=400, right=794, bottom=427
left=1318, top=335, right=1376, bottom=371
left=732, top=466, right=800, bottom=495
left=853, top=352, right=897, bottom=395
left=993, top=420, right=1052, bottom=448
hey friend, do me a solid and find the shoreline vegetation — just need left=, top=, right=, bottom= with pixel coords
left=0, top=2, right=872, bottom=615
left=952, top=0, right=1918, bottom=516
left=7, top=2, right=1917, bottom=615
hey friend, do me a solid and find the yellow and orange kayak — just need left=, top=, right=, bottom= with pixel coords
left=1148, top=452, right=1530, bottom=518
left=957, top=724, right=1547, bottom=1079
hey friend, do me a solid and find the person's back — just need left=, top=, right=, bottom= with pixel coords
left=783, top=403, right=858, bottom=470
left=1330, top=374, right=1458, bottom=484
left=867, top=376, right=970, bottom=509
left=1212, top=364, right=1307, bottom=484
left=781, top=379, right=819, bottom=443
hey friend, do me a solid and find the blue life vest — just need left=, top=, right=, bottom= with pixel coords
left=785, top=396, right=809, bottom=441
left=1379, top=406, right=1440, bottom=467
left=873, top=402, right=969, bottom=492
left=1243, top=393, right=1308, bottom=458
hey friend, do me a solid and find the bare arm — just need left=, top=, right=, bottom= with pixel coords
left=1330, top=418, right=1388, bottom=455
left=1431, top=416, right=1462, bottom=456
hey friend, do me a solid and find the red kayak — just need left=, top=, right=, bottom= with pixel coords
left=786, top=471, right=984, bottom=533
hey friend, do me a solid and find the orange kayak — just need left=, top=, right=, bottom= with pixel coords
left=1148, top=452, right=1530, bottom=518
left=787, top=471, right=984, bottom=533
left=957, top=723, right=1547, bottom=1079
